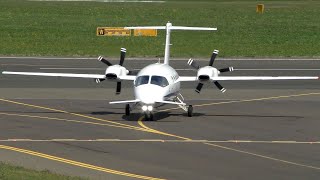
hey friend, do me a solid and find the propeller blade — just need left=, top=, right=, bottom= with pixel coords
left=187, top=58, right=200, bottom=69
left=209, top=50, right=219, bottom=66
left=219, top=67, right=234, bottom=73
left=116, top=81, right=121, bottom=95
left=213, top=81, right=226, bottom=93
left=98, top=56, right=112, bottom=66
left=119, top=48, right=126, bottom=66
left=95, top=78, right=105, bottom=83
left=195, top=83, right=204, bottom=93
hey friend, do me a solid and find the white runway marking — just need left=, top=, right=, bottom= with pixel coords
left=1, top=57, right=320, bottom=61
left=0, top=57, right=93, bottom=60
left=40, top=67, right=103, bottom=70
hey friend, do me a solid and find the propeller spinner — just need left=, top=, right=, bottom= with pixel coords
left=188, top=50, right=233, bottom=93
left=97, top=48, right=129, bottom=95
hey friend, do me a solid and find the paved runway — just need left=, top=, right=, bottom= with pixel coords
left=0, top=58, right=320, bottom=179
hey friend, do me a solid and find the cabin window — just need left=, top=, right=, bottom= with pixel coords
left=135, top=76, right=149, bottom=87
left=150, top=76, right=169, bottom=87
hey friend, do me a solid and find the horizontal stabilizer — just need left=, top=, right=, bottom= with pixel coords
left=125, top=26, right=216, bottom=31
left=109, top=99, right=140, bottom=104
left=125, top=26, right=166, bottom=30
left=170, top=26, right=217, bottom=31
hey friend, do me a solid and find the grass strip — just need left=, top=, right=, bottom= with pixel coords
left=0, top=0, right=320, bottom=57
left=0, top=162, right=86, bottom=180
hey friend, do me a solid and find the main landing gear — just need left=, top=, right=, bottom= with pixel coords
left=125, top=104, right=130, bottom=116
left=187, top=105, right=193, bottom=117
left=174, top=93, right=193, bottom=117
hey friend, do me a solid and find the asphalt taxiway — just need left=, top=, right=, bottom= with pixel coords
left=0, top=58, right=319, bottom=180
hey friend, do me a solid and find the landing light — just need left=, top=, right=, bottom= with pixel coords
left=142, top=105, right=153, bottom=112
left=142, top=105, right=148, bottom=111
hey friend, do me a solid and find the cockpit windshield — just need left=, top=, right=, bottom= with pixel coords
left=135, top=76, right=149, bottom=87
left=151, top=76, right=169, bottom=87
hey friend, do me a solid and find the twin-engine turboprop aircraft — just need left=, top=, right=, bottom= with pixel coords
left=2, top=22, right=319, bottom=121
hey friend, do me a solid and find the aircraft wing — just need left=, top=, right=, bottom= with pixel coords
left=177, top=76, right=318, bottom=82
left=2, top=71, right=137, bottom=81
left=2, top=71, right=106, bottom=79
left=177, top=76, right=197, bottom=82
left=118, top=75, right=136, bottom=81
left=210, top=76, right=319, bottom=81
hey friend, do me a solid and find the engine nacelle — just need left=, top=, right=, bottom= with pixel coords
left=105, top=65, right=129, bottom=80
left=197, top=66, right=219, bottom=82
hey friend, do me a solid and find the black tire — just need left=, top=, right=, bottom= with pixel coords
left=125, top=104, right=130, bottom=116
left=144, top=113, right=149, bottom=121
left=144, top=113, right=154, bottom=121
left=187, top=105, right=193, bottom=117
left=149, top=113, right=154, bottom=121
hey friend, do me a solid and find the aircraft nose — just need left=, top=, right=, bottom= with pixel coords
left=135, top=85, right=164, bottom=104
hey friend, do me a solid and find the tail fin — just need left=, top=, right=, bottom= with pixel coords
left=125, top=22, right=217, bottom=65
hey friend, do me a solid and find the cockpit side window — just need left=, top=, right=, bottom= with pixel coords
left=135, top=76, right=149, bottom=87
left=151, top=76, right=169, bottom=87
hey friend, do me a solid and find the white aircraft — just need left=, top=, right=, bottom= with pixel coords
left=2, top=22, right=319, bottom=121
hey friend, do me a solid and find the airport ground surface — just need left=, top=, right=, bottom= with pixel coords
left=0, top=57, right=319, bottom=180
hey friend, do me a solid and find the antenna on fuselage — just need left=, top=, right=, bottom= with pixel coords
left=125, top=22, right=217, bottom=65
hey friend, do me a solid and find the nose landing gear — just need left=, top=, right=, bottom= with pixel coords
left=144, top=112, right=154, bottom=121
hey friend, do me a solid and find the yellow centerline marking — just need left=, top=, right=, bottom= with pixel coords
left=0, top=145, right=164, bottom=180
left=138, top=117, right=191, bottom=140
left=1, top=92, right=319, bottom=175
left=158, top=92, right=320, bottom=112
left=204, top=142, right=320, bottom=170
left=138, top=92, right=320, bottom=171
left=0, top=98, right=175, bottom=136
left=0, top=139, right=319, bottom=144
left=194, top=92, right=320, bottom=108
left=0, top=99, right=190, bottom=179
left=0, top=112, right=151, bottom=132
left=0, top=98, right=143, bottom=130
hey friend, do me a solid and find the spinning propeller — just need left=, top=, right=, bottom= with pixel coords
left=97, top=48, right=127, bottom=95
left=188, top=50, right=234, bottom=93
